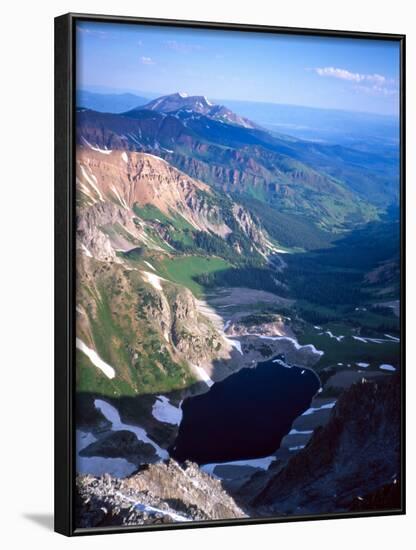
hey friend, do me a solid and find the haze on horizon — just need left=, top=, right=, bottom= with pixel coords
left=76, top=21, right=400, bottom=117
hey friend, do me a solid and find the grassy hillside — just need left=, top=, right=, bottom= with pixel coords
left=76, top=264, right=197, bottom=397
left=157, top=256, right=231, bottom=297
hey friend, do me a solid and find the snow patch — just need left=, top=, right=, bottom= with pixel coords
left=77, top=177, right=98, bottom=204
left=353, top=336, right=368, bottom=343
left=144, top=261, right=156, bottom=271
left=289, top=445, right=305, bottom=451
left=121, top=151, right=128, bottom=163
left=385, top=334, right=400, bottom=342
left=143, top=153, right=168, bottom=165
left=288, top=429, right=313, bottom=435
left=379, top=364, right=396, bottom=372
left=353, top=335, right=393, bottom=344
left=192, top=364, right=214, bottom=387
left=356, top=362, right=370, bottom=368
left=117, top=492, right=191, bottom=522
left=226, top=338, right=243, bottom=355
left=94, top=399, right=169, bottom=460
left=80, top=243, right=93, bottom=258
left=81, top=136, right=112, bottom=155
left=127, top=132, right=142, bottom=146
left=79, top=164, right=105, bottom=201
left=324, top=330, right=344, bottom=342
left=302, top=401, right=336, bottom=416
left=256, top=335, right=324, bottom=358
left=141, top=271, right=164, bottom=291
left=76, top=338, right=115, bottom=379
left=272, top=358, right=292, bottom=368
left=111, top=185, right=129, bottom=209
left=152, top=396, right=183, bottom=426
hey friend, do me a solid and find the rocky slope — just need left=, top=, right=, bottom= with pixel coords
left=77, top=147, right=228, bottom=233
left=76, top=146, right=272, bottom=255
left=76, top=460, right=246, bottom=528
left=239, top=376, right=401, bottom=516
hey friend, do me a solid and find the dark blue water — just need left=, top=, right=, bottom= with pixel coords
left=171, top=356, right=320, bottom=464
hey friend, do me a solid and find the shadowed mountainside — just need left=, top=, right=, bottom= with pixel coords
left=238, top=376, right=401, bottom=516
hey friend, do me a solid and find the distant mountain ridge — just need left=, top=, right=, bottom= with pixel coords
left=130, top=92, right=258, bottom=129
left=77, top=90, right=150, bottom=113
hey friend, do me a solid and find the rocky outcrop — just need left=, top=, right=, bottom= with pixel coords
left=80, top=430, right=158, bottom=465
left=232, top=204, right=263, bottom=244
left=231, top=203, right=271, bottom=253
left=76, top=460, right=246, bottom=528
left=77, top=224, right=116, bottom=263
left=226, top=313, right=294, bottom=339
left=245, top=376, right=401, bottom=515
left=170, top=286, right=225, bottom=365
left=138, top=280, right=228, bottom=369
left=76, top=193, right=153, bottom=260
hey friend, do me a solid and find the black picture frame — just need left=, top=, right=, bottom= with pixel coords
left=54, top=12, right=406, bottom=537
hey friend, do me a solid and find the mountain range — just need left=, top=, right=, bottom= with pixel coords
left=77, top=92, right=398, bottom=237
left=77, top=89, right=399, bottom=146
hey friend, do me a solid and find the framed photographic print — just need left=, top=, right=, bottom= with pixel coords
left=54, top=12, right=405, bottom=536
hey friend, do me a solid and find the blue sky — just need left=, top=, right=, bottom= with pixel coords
left=76, top=21, right=400, bottom=116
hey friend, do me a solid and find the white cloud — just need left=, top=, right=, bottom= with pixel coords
left=312, top=66, right=387, bottom=84
left=140, top=56, right=155, bottom=65
left=354, top=84, right=398, bottom=97
left=311, top=67, right=398, bottom=97
left=165, top=40, right=202, bottom=53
